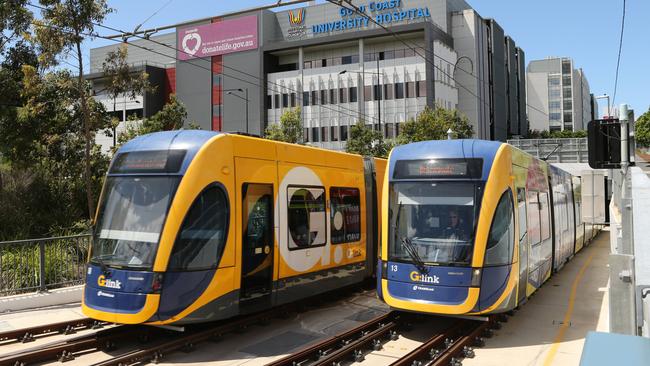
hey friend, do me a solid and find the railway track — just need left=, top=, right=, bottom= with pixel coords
left=0, top=318, right=109, bottom=345
left=268, top=312, right=501, bottom=366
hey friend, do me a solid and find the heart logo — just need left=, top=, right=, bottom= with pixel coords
left=182, top=32, right=202, bottom=56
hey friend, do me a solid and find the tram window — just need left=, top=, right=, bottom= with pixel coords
left=517, top=188, right=527, bottom=241
left=287, top=187, right=326, bottom=249
left=484, top=190, right=514, bottom=266
left=330, top=187, right=361, bottom=244
left=526, top=191, right=541, bottom=246
left=168, top=185, right=229, bottom=271
left=539, top=192, right=551, bottom=241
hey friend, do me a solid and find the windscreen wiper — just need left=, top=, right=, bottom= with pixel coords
left=401, top=236, right=429, bottom=275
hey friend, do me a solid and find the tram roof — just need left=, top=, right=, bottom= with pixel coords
left=389, top=139, right=503, bottom=181
left=115, top=130, right=221, bottom=174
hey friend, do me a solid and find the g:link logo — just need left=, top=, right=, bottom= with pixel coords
left=97, top=275, right=122, bottom=289
left=410, top=271, right=440, bottom=284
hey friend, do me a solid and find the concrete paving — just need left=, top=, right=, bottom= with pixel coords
left=464, top=229, right=610, bottom=366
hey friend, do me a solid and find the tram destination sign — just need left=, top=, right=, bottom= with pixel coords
left=394, top=159, right=483, bottom=179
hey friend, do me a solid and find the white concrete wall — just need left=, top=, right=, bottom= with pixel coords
left=0, top=286, right=82, bottom=313
left=451, top=9, right=489, bottom=139
left=527, top=72, right=549, bottom=131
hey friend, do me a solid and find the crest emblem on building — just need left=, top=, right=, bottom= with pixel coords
left=288, top=9, right=305, bottom=26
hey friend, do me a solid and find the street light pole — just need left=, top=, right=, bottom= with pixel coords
left=225, top=88, right=249, bottom=134
left=595, top=94, right=611, bottom=118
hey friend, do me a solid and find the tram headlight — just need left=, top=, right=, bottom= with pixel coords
left=470, top=268, right=482, bottom=287
left=151, top=273, right=164, bottom=293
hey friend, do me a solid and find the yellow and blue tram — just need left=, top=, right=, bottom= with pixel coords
left=377, top=139, right=598, bottom=315
left=82, top=130, right=385, bottom=325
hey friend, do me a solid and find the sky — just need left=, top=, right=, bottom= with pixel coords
left=82, top=0, right=649, bottom=117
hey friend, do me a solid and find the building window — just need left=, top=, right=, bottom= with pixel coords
left=349, top=87, right=358, bottom=103
left=274, top=95, right=280, bottom=109
left=330, top=187, right=361, bottom=244
left=330, top=126, right=339, bottom=141
left=282, top=93, right=289, bottom=108
left=342, top=55, right=353, bottom=65
left=383, top=83, right=394, bottom=100
left=406, top=81, right=416, bottom=98
left=364, top=85, right=372, bottom=102
left=395, top=122, right=400, bottom=136
left=563, top=100, right=572, bottom=110
left=548, top=76, right=560, bottom=86
left=339, top=88, right=348, bottom=103
left=290, top=93, right=296, bottom=107
left=302, top=91, right=310, bottom=106
left=311, top=127, right=320, bottom=142
left=383, top=50, right=395, bottom=60
left=329, top=89, right=337, bottom=104
left=562, top=60, right=571, bottom=74
left=319, top=89, right=326, bottom=104
left=373, top=84, right=382, bottom=101
left=321, top=126, right=329, bottom=142
left=549, top=112, right=562, bottom=121
left=330, top=57, right=342, bottom=66
left=384, top=123, right=394, bottom=138
left=340, top=125, right=348, bottom=141
left=564, top=112, right=573, bottom=122
left=395, top=83, right=404, bottom=99
left=311, top=91, right=318, bottom=105
left=562, top=76, right=571, bottom=86
left=303, top=61, right=312, bottom=69
left=364, top=52, right=377, bottom=62
left=549, top=101, right=561, bottom=110
left=417, top=81, right=426, bottom=97
left=303, top=128, right=310, bottom=142
left=404, top=48, right=416, bottom=57
left=394, top=49, right=405, bottom=59
left=267, top=95, right=272, bottom=109
left=287, top=187, right=326, bottom=249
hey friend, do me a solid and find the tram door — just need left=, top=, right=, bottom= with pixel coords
left=516, top=186, right=529, bottom=305
left=236, top=158, right=276, bottom=305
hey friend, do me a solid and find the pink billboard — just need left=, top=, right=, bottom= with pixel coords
left=178, top=15, right=258, bottom=60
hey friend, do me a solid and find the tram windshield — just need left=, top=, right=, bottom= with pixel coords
left=91, top=176, right=179, bottom=270
left=389, top=182, right=481, bottom=266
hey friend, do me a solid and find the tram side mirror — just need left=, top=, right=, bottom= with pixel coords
left=588, top=119, right=622, bottom=169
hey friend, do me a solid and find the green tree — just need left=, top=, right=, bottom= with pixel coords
left=101, top=44, right=152, bottom=146
left=397, top=105, right=473, bottom=144
left=265, top=107, right=303, bottom=143
left=636, top=108, right=650, bottom=148
left=345, top=120, right=391, bottom=158
left=33, top=0, right=112, bottom=219
left=0, top=0, right=32, bottom=55
left=118, top=94, right=192, bottom=144
left=527, top=128, right=587, bottom=139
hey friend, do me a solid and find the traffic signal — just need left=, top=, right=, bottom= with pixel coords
left=588, top=119, right=624, bottom=169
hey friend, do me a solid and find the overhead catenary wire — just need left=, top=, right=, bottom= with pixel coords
left=611, top=0, right=626, bottom=106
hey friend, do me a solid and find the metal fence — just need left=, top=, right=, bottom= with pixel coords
left=507, top=138, right=589, bottom=163
left=0, top=234, right=91, bottom=296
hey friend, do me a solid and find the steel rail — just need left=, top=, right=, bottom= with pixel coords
left=388, top=319, right=471, bottom=366
left=389, top=317, right=498, bottom=366
left=266, top=311, right=399, bottom=366
left=0, top=318, right=107, bottom=344
left=89, top=306, right=289, bottom=366
left=0, top=325, right=149, bottom=365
